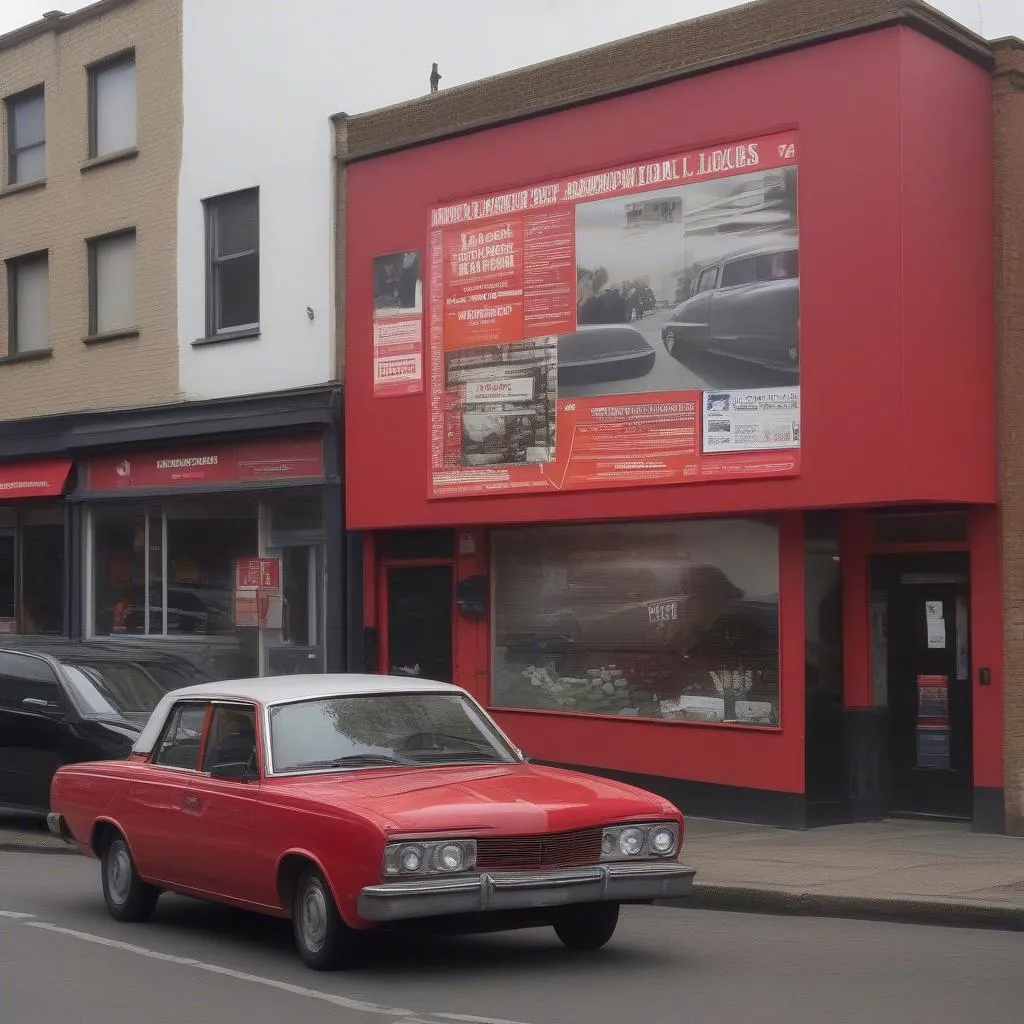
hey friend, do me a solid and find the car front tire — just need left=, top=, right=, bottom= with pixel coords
left=101, top=834, right=160, bottom=923
left=292, top=867, right=357, bottom=970
left=553, top=902, right=620, bottom=951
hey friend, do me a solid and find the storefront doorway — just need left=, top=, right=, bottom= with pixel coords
left=381, top=564, right=453, bottom=683
left=871, top=553, right=972, bottom=820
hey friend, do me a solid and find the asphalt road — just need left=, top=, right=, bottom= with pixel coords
left=2, top=849, right=1021, bottom=1024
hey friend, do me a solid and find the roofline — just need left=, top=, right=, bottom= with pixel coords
left=336, top=0, right=993, bottom=164
left=0, top=0, right=139, bottom=54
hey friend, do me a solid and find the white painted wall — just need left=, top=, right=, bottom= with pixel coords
left=176, top=0, right=1023, bottom=401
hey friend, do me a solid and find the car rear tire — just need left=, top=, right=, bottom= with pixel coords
left=553, top=902, right=620, bottom=951
left=292, top=867, right=357, bottom=970
left=101, top=834, right=159, bottom=923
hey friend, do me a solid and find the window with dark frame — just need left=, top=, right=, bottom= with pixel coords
left=88, top=229, right=137, bottom=336
left=6, top=251, right=50, bottom=356
left=204, top=188, right=259, bottom=337
left=88, top=50, right=136, bottom=159
left=6, top=85, right=45, bottom=184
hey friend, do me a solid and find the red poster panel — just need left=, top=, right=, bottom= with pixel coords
left=428, top=130, right=801, bottom=499
left=85, top=436, right=324, bottom=492
left=235, top=557, right=281, bottom=590
left=373, top=316, right=424, bottom=397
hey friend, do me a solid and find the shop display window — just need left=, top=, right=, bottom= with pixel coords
left=492, top=517, right=780, bottom=727
left=91, top=505, right=257, bottom=637
left=0, top=506, right=65, bottom=635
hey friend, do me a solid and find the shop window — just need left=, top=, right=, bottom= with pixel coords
left=91, top=506, right=258, bottom=637
left=492, top=518, right=780, bottom=727
left=21, top=516, right=65, bottom=634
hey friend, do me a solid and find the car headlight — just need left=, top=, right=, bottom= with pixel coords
left=382, top=838, right=477, bottom=877
left=600, top=822, right=679, bottom=861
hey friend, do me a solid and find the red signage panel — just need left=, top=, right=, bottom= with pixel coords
left=235, top=557, right=281, bottom=590
left=85, top=437, right=324, bottom=492
left=0, top=458, right=73, bottom=499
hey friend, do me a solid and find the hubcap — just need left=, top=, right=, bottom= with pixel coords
left=300, top=881, right=328, bottom=953
left=107, top=843, right=132, bottom=905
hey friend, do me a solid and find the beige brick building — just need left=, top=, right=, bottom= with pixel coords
left=0, top=0, right=182, bottom=420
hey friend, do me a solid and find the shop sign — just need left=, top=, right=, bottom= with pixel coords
left=427, top=130, right=801, bottom=499
left=0, top=458, right=73, bottom=500
left=233, top=557, right=283, bottom=630
left=85, top=437, right=324, bottom=492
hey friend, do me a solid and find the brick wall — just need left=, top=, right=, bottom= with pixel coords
left=0, top=0, right=182, bottom=421
left=994, top=37, right=1024, bottom=836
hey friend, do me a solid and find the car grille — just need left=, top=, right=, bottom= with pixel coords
left=476, top=827, right=603, bottom=870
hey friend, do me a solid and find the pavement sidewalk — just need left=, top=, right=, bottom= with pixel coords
left=4, top=809, right=1024, bottom=929
left=675, top=816, right=1024, bottom=929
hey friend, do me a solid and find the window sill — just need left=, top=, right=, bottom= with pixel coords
left=81, top=146, right=139, bottom=173
left=0, top=178, right=46, bottom=199
left=192, top=327, right=261, bottom=347
left=82, top=327, right=140, bottom=346
left=0, top=348, right=53, bottom=366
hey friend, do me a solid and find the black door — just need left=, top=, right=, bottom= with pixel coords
left=875, top=556, right=972, bottom=819
left=385, top=566, right=453, bottom=683
left=0, top=651, right=72, bottom=811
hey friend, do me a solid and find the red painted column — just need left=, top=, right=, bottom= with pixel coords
left=841, top=510, right=873, bottom=708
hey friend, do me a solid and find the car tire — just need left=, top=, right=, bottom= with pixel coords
left=553, top=902, right=620, bottom=951
left=101, top=834, right=159, bottom=923
left=292, top=866, right=357, bottom=970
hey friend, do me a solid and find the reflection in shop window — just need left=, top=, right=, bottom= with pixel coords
left=492, top=518, right=780, bottom=727
left=92, top=507, right=258, bottom=637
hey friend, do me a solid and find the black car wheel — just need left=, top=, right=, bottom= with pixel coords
left=292, top=866, right=358, bottom=970
left=553, top=902, right=620, bottom=951
left=101, top=833, right=160, bottom=923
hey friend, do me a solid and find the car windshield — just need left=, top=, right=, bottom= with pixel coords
left=269, top=692, right=518, bottom=773
left=59, top=660, right=167, bottom=718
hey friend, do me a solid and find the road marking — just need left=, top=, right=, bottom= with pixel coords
left=18, top=918, right=532, bottom=1024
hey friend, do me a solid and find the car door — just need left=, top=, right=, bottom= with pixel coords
left=0, top=652, right=73, bottom=811
left=177, top=701, right=270, bottom=904
left=118, top=700, right=211, bottom=885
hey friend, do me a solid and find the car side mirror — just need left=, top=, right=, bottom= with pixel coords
left=209, top=761, right=257, bottom=782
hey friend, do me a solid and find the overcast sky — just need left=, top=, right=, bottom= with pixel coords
left=1, top=0, right=1018, bottom=107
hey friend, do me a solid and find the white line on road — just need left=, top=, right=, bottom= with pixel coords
left=15, top=918, right=531, bottom=1024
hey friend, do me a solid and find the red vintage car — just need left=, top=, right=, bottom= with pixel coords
left=47, top=675, right=694, bottom=969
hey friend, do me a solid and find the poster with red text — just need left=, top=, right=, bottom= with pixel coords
left=428, top=131, right=801, bottom=498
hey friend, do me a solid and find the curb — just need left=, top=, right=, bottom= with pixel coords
left=0, top=832, right=79, bottom=856
left=659, top=883, right=1024, bottom=931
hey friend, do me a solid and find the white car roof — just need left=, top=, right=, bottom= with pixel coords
left=133, top=673, right=466, bottom=755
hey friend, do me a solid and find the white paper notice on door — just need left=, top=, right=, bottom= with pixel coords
left=927, top=617, right=946, bottom=649
left=925, top=601, right=943, bottom=620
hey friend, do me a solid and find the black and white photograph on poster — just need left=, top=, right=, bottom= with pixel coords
left=702, top=388, right=800, bottom=454
left=373, top=251, right=422, bottom=318
left=445, top=338, right=558, bottom=468
left=561, top=165, right=799, bottom=403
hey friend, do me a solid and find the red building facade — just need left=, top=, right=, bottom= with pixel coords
left=338, top=1, right=1009, bottom=830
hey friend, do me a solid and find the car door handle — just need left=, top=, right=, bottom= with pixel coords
left=183, top=794, right=200, bottom=812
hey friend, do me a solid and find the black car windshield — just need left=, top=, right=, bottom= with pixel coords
left=269, top=692, right=518, bottom=773
left=59, top=660, right=167, bottom=718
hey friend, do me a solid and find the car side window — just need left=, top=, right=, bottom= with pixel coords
left=202, top=704, right=258, bottom=774
left=0, top=652, right=67, bottom=713
left=720, top=257, right=756, bottom=288
left=697, top=267, right=718, bottom=293
left=152, top=703, right=208, bottom=770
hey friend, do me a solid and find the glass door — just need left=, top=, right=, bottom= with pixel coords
left=265, top=544, right=325, bottom=676
left=383, top=565, right=453, bottom=683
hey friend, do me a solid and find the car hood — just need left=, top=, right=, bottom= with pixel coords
left=276, top=762, right=679, bottom=835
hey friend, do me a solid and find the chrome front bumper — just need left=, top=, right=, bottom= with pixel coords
left=357, top=861, right=696, bottom=923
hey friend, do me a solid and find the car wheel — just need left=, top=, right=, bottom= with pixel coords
left=553, top=902, right=620, bottom=951
left=292, top=866, right=357, bottom=970
left=101, top=834, right=159, bottom=923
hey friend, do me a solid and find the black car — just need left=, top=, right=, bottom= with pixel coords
left=0, top=639, right=213, bottom=814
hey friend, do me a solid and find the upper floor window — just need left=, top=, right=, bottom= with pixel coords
left=89, top=51, right=136, bottom=159
left=6, top=86, right=45, bottom=184
left=6, top=252, right=50, bottom=355
left=204, top=188, right=259, bottom=337
left=88, top=229, right=137, bottom=336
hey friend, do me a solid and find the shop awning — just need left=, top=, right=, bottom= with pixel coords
left=0, top=458, right=73, bottom=499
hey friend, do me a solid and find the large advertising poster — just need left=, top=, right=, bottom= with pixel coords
left=428, top=131, right=800, bottom=498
